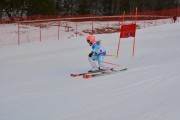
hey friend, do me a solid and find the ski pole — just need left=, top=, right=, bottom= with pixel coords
left=104, top=54, right=116, bottom=57
left=103, top=61, right=121, bottom=66
left=100, top=54, right=116, bottom=58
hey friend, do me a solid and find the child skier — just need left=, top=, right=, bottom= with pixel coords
left=86, top=35, right=108, bottom=72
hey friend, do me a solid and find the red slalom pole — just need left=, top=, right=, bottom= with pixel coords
left=132, top=37, right=136, bottom=57
left=116, top=11, right=125, bottom=58
left=132, top=7, right=138, bottom=59
left=116, top=38, right=121, bottom=58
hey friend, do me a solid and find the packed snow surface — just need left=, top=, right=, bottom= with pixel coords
left=0, top=21, right=180, bottom=120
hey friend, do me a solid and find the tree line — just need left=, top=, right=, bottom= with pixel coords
left=0, top=0, right=179, bottom=20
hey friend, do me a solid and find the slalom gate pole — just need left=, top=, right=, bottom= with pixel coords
left=116, top=38, right=121, bottom=58
left=116, top=11, right=125, bottom=58
left=132, top=7, right=138, bottom=59
left=132, top=36, right=136, bottom=59
left=103, top=61, right=120, bottom=66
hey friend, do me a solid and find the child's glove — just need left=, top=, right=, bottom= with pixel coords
left=89, top=51, right=94, bottom=57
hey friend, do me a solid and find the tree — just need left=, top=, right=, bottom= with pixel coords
left=0, top=0, right=178, bottom=19
left=102, top=0, right=112, bottom=15
left=0, top=5, right=2, bottom=20
left=111, top=0, right=120, bottom=15
left=0, top=0, right=25, bottom=21
left=77, top=0, right=90, bottom=14
left=26, top=0, right=56, bottom=16
left=0, top=0, right=56, bottom=21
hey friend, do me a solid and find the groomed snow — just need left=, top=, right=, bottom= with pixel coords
left=0, top=21, right=180, bottom=120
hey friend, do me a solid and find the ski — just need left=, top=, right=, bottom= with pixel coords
left=83, top=68, right=127, bottom=79
left=70, top=69, right=104, bottom=77
left=70, top=72, right=87, bottom=77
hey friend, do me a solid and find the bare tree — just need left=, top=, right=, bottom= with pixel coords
left=111, top=0, right=120, bottom=15
left=0, top=6, right=2, bottom=20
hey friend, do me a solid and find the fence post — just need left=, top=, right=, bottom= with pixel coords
left=144, top=16, right=145, bottom=28
left=40, top=25, right=41, bottom=42
left=163, top=17, right=165, bottom=24
left=65, top=18, right=67, bottom=32
left=107, top=16, right=109, bottom=27
left=162, top=9, right=165, bottom=24
left=119, top=15, right=121, bottom=26
left=76, top=16, right=78, bottom=37
left=38, top=15, right=42, bottom=42
left=65, top=18, right=69, bottom=32
left=92, top=15, right=94, bottom=35
left=18, top=17, right=20, bottom=45
left=178, top=8, right=180, bottom=22
left=58, top=16, right=60, bottom=40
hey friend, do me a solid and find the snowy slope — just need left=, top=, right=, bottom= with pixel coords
left=0, top=22, right=180, bottom=120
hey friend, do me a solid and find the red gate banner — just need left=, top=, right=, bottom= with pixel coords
left=120, top=24, right=136, bottom=38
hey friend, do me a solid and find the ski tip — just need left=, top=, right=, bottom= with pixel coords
left=70, top=74, right=80, bottom=77
left=83, top=74, right=93, bottom=79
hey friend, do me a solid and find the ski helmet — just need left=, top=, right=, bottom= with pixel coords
left=86, top=35, right=95, bottom=45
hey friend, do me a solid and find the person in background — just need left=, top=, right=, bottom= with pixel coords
left=173, top=15, right=177, bottom=23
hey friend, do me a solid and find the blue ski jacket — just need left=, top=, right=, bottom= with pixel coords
left=92, top=42, right=106, bottom=55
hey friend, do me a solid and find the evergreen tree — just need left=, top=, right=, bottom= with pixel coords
left=0, top=0, right=25, bottom=21
left=0, top=4, right=2, bottom=20
left=102, top=0, right=112, bottom=15
left=0, top=0, right=56, bottom=20
left=0, top=0, right=178, bottom=18
left=77, top=0, right=90, bottom=14
left=26, top=0, right=56, bottom=16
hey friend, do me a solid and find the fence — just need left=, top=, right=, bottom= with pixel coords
left=0, top=8, right=179, bottom=46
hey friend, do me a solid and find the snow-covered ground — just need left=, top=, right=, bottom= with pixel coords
left=0, top=19, right=180, bottom=120
left=0, top=18, right=174, bottom=46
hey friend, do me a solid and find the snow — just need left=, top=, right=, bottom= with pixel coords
left=0, top=19, right=180, bottom=120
